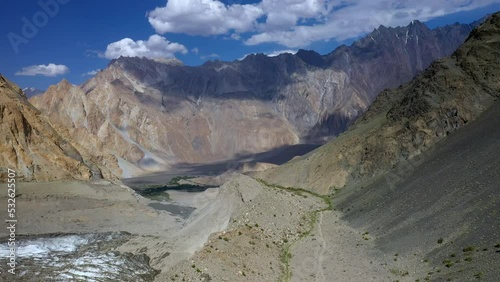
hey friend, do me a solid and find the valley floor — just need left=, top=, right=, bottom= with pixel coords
left=1, top=103, right=499, bottom=281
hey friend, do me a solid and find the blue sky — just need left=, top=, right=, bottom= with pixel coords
left=1, top=0, right=500, bottom=90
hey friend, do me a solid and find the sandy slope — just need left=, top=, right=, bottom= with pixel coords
left=0, top=181, right=181, bottom=237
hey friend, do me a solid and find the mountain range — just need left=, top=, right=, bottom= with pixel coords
left=259, top=14, right=500, bottom=194
left=28, top=19, right=479, bottom=179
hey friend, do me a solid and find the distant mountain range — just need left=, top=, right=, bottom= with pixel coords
left=28, top=19, right=481, bottom=178
left=22, top=87, right=44, bottom=98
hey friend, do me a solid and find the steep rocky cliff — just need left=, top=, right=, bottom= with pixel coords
left=31, top=20, right=478, bottom=178
left=259, top=13, right=500, bottom=194
left=0, top=75, right=104, bottom=181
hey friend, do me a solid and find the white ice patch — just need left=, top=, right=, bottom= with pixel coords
left=0, top=233, right=156, bottom=281
left=0, top=235, right=89, bottom=258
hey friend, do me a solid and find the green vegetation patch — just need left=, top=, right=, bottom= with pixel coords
left=473, top=272, right=484, bottom=279
left=390, top=269, right=409, bottom=276
left=463, top=246, right=476, bottom=252
left=169, top=176, right=193, bottom=185
left=279, top=244, right=292, bottom=282
left=442, top=260, right=455, bottom=268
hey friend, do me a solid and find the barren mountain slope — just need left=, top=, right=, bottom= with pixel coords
left=259, top=13, right=500, bottom=195
left=0, top=75, right=98, bottom=181
left=324, top=100, right=500, bottom=282
left=30, top=20, right=476, bottom=178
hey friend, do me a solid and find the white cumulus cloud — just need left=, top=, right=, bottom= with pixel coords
left=245, top=0, right=500, bottom=47
left=15, top=64, right=69, bottom=77
left=82, top=69, right=101, bottom=77
left=146, top=0, right=499, bottom=48
left=102, top=35, right=188, bottom=59
left=260, top=0, right=328, bottom=31
left=148, top=0, right=264, bottom=35
left=201, top=53, right=220, bottom=60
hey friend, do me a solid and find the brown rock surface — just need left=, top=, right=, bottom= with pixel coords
left=31, top=69, right=299, bottom=178
left=0, top=75, right=97, bottom=181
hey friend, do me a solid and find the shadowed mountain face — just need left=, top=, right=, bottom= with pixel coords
left=259, top=13, right=500, bottom=195
left=31, top=20, right=477, bottom=178
left=0, top=75, right=109, bottom=181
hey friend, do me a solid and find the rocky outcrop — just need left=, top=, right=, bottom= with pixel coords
left=0, top=75, right=101, bottom=181
left=259, top=13, right=500, bottom=194
left=31, top=20, right=477, bottom=178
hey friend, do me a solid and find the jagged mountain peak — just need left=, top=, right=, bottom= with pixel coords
left=151, top=57, right=184, bottom=66
left=202, top=58, right=227, bottom=67
left=240, top=52, right=269, bottom=62
left=109, top=56, right=151, bottom=68
left=46, top=79, right=74, bottom=93
left=102, top=19, right=478, bottom=80
left=108, top=56, right=183, bottom=70
left=59, top=78, right=72, bottom=86
left=369, top=19, right=428, bottom=38
left=295, top=49, right=324, bottom=67
left=408, top=19, right=426, bottom=27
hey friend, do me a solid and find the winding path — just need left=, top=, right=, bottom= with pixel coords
left=315, top=211, right=327, bottom=282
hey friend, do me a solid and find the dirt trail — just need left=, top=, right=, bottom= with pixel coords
left=291, top=209, right=395, bottom=282
left=315, top=212, right=327, bottom=282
